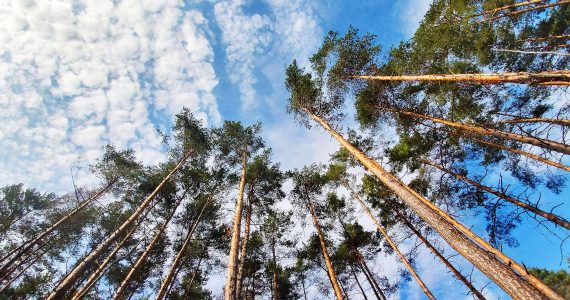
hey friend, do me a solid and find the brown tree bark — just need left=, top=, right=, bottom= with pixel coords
left=46, top=151, right=192, bottom=300
left=112, top=191, right=187, bottom=300
left=342, top=181, right=434, bottom=299
left=224, top=151, right=248, bottom=300
left=0, top=180, right=115, bottom=273
left=472, top=0, right=544, bottom=17
left=354, top=250, right=387, bottom=300
left=303, top=108, right=554, bottom=299
left=236, top=189, right=254, bottom=298
left=478, top=1, right=570, bottom=23
left=305, top=198, right=344, bottom=300
left=384, top=107, right=570, bottom=155
left=422, top=159, right=570, bottom=230
left=494, top=117, right=570, bottom=127
left=396, top=210, right=486, bottom=300
left=155, top=196, right=211, bottom=300
left=352, top=70, right=570, bottom=85
left=271, top=234, right=279, bottom=300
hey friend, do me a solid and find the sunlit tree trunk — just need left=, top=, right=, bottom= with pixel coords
left=478, top=1, right=570, bottom=23
left=396, top=210, right=486, bottom=300
left=46, top=151, right=191, bottom=300
left=494, top=117, right=570, bottom=127
left=224, top=151, right=248, bottom=300
left=304, top=108, right=554, bottom=299
left=236, top=191, right=254, bottom=298
left=422, top=159, right=570, bottom=230
left=472, top=0, right=544, bottom=17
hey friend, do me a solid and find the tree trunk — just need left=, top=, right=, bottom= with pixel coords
left=236, top=188, right=254, bottom=298
left=224, top=151, right=248, bottom=300
left=182, top=242, right=208, bottom=300
left=0, top=239, right=55, bottom=293
left=383, top=107, right=570, bottom=155
left=305, top=198, right=344, bottom=300
left=0, top=180, right=115, bottom=273
left=272, top=235, right=279, bottom=300
left=301, top=274, right=308, bottom=300
left=472, top=0, right=544, bottom=17
left=519, top=34, right=570, bottom=43
left=155, top=196, right=211, bottom=300
left=303, top=109, right=554, bottom=300
left=46, top=151, right=192, bottom=300
left=422, top=159, right=570, bottom=230
left=396, top=210, right=486, bottom=300
left=352, top=70, right=570, bottom=85
left=478, top=1, right=570, bottom=23
left=469, top=136, right=570, bottom=173
left=354, top=250, right=387, bottom=300
left=349, top=264, right=369, bottom=300
left=494, top=117, right=570, bottom=127
left=342, top=181, right=434, bottom=299
left=112, top=191, right=186, bottom=300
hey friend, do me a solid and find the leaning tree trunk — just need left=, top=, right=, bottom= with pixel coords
left=224, top=151, right=248, bottom=300
left=349, top=264, right=369, bottom=300
left=112, top=191, right=187, bottom=300
left=155, top=197, right=211, bottom=300
left=494, top=117, right=570, bottom=127
left=305, top=198, right=344, bottom=300
left=342, top=181, right=434, bottom=299
left=236, top=189, right=254, bottom=298
left=478, top=1, right=570, bottom=22
left=182, top=241, right=209, bottom=300
left=304, top=108, right=556, bottom=300
left=383, top=107, right=570, bottom=155
left=421, top=159, right=570, bottom=230
left=352, top=70, right=570, bottom=85
left=472, top=0, right=544, bottom=17
left=353, top=249, right=387, bottom=300
left=46, top=151, right=192, bottom=300
left=396, top=210, right=486, bottom=300
left=0, top=179, right=116, bottom=273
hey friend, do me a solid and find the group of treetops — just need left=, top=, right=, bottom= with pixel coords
left=0, top=0, right=568, bottom=299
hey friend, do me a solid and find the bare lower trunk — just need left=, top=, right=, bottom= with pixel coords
left=304, top=109, right=554, bottom=299
left=478, top=1, right=570, bottom=22
left=112, top=191, right=186, bottom=300
left=396, top=210, right=486, bottom=300
left=472, top=0, right=544, bottom=17
left=342, top=181, right=434, bottom=299
left=305, top=199, right=344, bottom=300
left=422, top=159, right=570, bottom=230
left=155, top=197, right=211, bottom=300
left=236, top=191, right=254, bottom=298
left=352, top=70, right=570, bottom=85
left=46, top=152, right=191, bottom=300
left=0, top=180, right=115, bottom=273
left=382, top=107, right=570, bottom=155
left=224, top=151, right=248, bottom=300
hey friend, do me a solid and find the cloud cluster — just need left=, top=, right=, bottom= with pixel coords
left=0, top=0, right=219, bottom=192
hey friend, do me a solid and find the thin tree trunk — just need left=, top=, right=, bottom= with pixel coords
left=305, top=198, right=344, bottom=300
left=0, top=242, right=48, bottom=283
left=236, top=188, right=254, bottom=298
left=422, top=159, right=570, bottom=230
left=272, top=235, right=279, bottom=300
left=472, top=0, right=544, bottom=17
left=383, top=107, right=570, bottom=155
left=0, top=180, right=116, bottom=272
left=339, top=277, right=350, bottom=300
left=301, top=274, right=308, bottom=300
left=349, top=264, right=369, bottom=300
left=342, top=181, right=434, bottom=299
left=46, top=151, right=192, bottom=300
left=112, top=191, right=186, bottom=300
left=303, top=109, right=556, bottom=300
left=478, top=1, right=570, bottom=23
left=519, top=34, right=570, bottom=43
left=396, top=210, right=486, bottom=300
left=494, top=117, right=570, bottom=127
left=492, top=48, right=570, bottom=57
left=155, top=196, right=211, bottom=300
left=355, top=251, right=387, bottom=300
left=224, top=151, right=248, bottom=300
left=182, top=242, right=208, bottom=300
left=352, top=70, right=570, bottom=85
left=0, top=239, right=55, bottom=293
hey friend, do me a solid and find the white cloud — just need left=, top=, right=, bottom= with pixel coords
left=397, top=0, right=433, bottom=37
left=0, top=0, right=219, bottom=193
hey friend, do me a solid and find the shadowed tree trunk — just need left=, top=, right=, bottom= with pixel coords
left=354, top=249, right=387, bottom=300
left=304, top=108, right=555, bottom=299
left=421, top=159, right=570, bottom=230
left=46, top=151, right=192, bottom=300
left=236, top=191, right=254, bottom=298
left=349, top=264, right=369, bottom=300
left=182, top=241, right=209, bottom=300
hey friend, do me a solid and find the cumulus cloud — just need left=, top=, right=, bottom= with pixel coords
left=0, top=0, right=219, bottom=192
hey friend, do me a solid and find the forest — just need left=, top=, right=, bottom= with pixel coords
left=0, top=0, right=569, bottom=299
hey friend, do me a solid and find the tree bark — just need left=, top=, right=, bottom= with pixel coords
left=349, top=264, right=369, bottom=300
left=112, top=191, right=187, bottom=300
left=472, top=0, right=544, bottom=17
left=422, top=159, right=570, bottom=230
left=155, top=196, right=211, bottom=300
left=305, top=198, right=344, bottom=300
left=224, top=151, right=248, bottom=300
left=354, top=250, right=387, bottom=300
left=236, top=189, right=254, bottom=298
left=342, top=181, right=434, bottom=299
left=0, top=180, right=115, bottom=273
left=182, top=242, right=208, bottom=300
left=519, top=34, right=570, bottom=43
left=383, top=107, right=570, bottom=155
left=0, top=239, right=55, bottom=293
left=478, top=1, right=570, bottom=23
left=46, top=151, right=191, bottom=300
left=494, top=117, right=570, bottom=127
left=272, top=234, right=279, bottom=300
left=352, top=70, right=570, bottom=85
left=303, top=109, right=554, bottom=299
left=396, top=210, right=486, bottom=300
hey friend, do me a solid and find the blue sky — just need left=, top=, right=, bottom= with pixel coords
left=0, top=0, right=567, bottom=299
